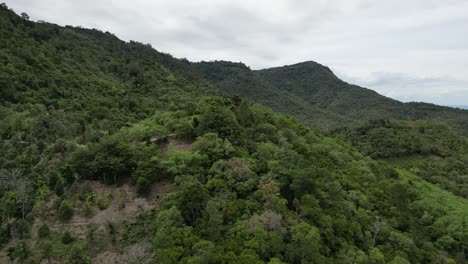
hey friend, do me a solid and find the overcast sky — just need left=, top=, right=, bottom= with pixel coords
left=7, top=0, right=468, bottom=106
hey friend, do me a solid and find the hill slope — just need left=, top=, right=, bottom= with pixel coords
left=0, top=4, right=221, bottom=134
left=0, top=5, right=467, bottom=263
left=334, top=119, right=468, bottom=198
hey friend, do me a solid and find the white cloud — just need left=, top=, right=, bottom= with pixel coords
left=336, top=71, right=468, bottom=105
left=384, top=1, right=468, bottom=30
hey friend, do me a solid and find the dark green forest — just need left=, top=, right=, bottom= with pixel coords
left=0, top=4, right=467, bottom=263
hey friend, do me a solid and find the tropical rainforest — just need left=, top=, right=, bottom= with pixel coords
left=0, top=4, right=467, bottom=264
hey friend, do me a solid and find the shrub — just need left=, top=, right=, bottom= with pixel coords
left=12, top=219, right=31, bottom=239
left=69, top=243, right=90, bottom=264
left=8, top=241, right=30, bottom=262
left=96, top=197, right=110, bottom=210
left=107, top=222, right=117, bottom=235
left=118, top=191, right=126, bottom=209
left=62, top=230, right=74, bottom=244
left=58, top=199, right=74, bottom=221
left=96, top=191, right=112, bottom=210
left=38, top=224, right=50, bottom=238
left=54, top=177, right=65, bottom=196
left=0, top=226, right=11, bottom=247
left=136, top=177, right=151, bottom=196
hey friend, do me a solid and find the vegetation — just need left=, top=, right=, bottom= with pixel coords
left=334, top=119, right=468, bottom=198
left=257, top=61, right=468, bottom=132
left=0, top=4, right=466, bottom=263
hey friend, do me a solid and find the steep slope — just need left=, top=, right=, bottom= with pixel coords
left=257, top=61, right=468, bottom=132
left=0, top=5, right=219, bottom=133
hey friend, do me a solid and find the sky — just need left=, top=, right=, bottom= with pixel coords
left=6, top=0, right=468, bottom=106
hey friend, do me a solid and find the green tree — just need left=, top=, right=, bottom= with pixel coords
left=176, top=178, right=209, bottom=225
left=196, top=98, right=241, bottom=140
left=20, top=12, right=29, bottom=21
left=72, top=139, right=136, bottom=184
left=193, top=133, right=234, bottom=165
left=286, top=222, right=323, bottom=263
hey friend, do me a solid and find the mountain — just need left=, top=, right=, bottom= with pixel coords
left=258, top=61, right=404, bottom=119
left=161, top=60, right=468, bottom=133
left=0, top=5, right=467, bottom=263
left=189, top=61, right=349, bottom=129
left=160, top=56, right=468, bottom=132
left=257, top=62, right=468, bottom=132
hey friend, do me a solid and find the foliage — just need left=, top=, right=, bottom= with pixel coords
left=62, top=230, right=75, bottom=244
left=257, top=62, right=468, bottom=132
left=38, top=223, right=50, bottom=238
left=335, top=119, right=468, bottom=197
left=8, top=241, right=30, bottom=262
left=120, top=97, right=467, bottom=263
left=58, top=199, right=74, bottom=221
left=68, top=243, right=90, bottom=264
left=0, top=5, right=466, bottom=263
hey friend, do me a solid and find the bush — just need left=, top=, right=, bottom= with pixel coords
left=54, top=177, right=65, bottom=196
left=136, top=177, right=151, bottom=196
left=8, top=241, right=30, bottom=262
left=96, top=197, right=110, bottom=210
left=69, top=243, right=90, bottom=264
left=12, top=219, right=31, bottom=239
left=38, top=224, right=50, bottom=238
left=0, top=226, right=11, bottom=247
left=62, top=230, right=75, bottom=244
left=118, top=191, right=126, bottom=209
left=41, top=241, right=54, bottom=260
left=107, top=222, right=116, bottom=235
left=82, top=201, right=94, bottom=216
left=96, top=191, right=112, bottom=210
left=58, top=199, right=74, bottom=221
left=61, top=163, right=76, bottom=186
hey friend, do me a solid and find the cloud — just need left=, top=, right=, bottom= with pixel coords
left=384, top=1, right=468, bottom=30
left=337, top=71, right=468, bottom=105
left=5, top=0, right=468, bottom=105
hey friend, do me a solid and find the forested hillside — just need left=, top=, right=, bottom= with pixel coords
left=0, top=4, right=467, bottom=263
left=334, top=119, right=468, bottom=198
left=183, top=60, right=468, bottom=132
left=257, top=62, right=468, bottom=132
left=257, top=62, right=404, bottom=120
left=188, top=61, right=349, bottom=130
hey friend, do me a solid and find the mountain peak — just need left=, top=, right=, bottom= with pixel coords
left=258, top=60, right=338, bottom=82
